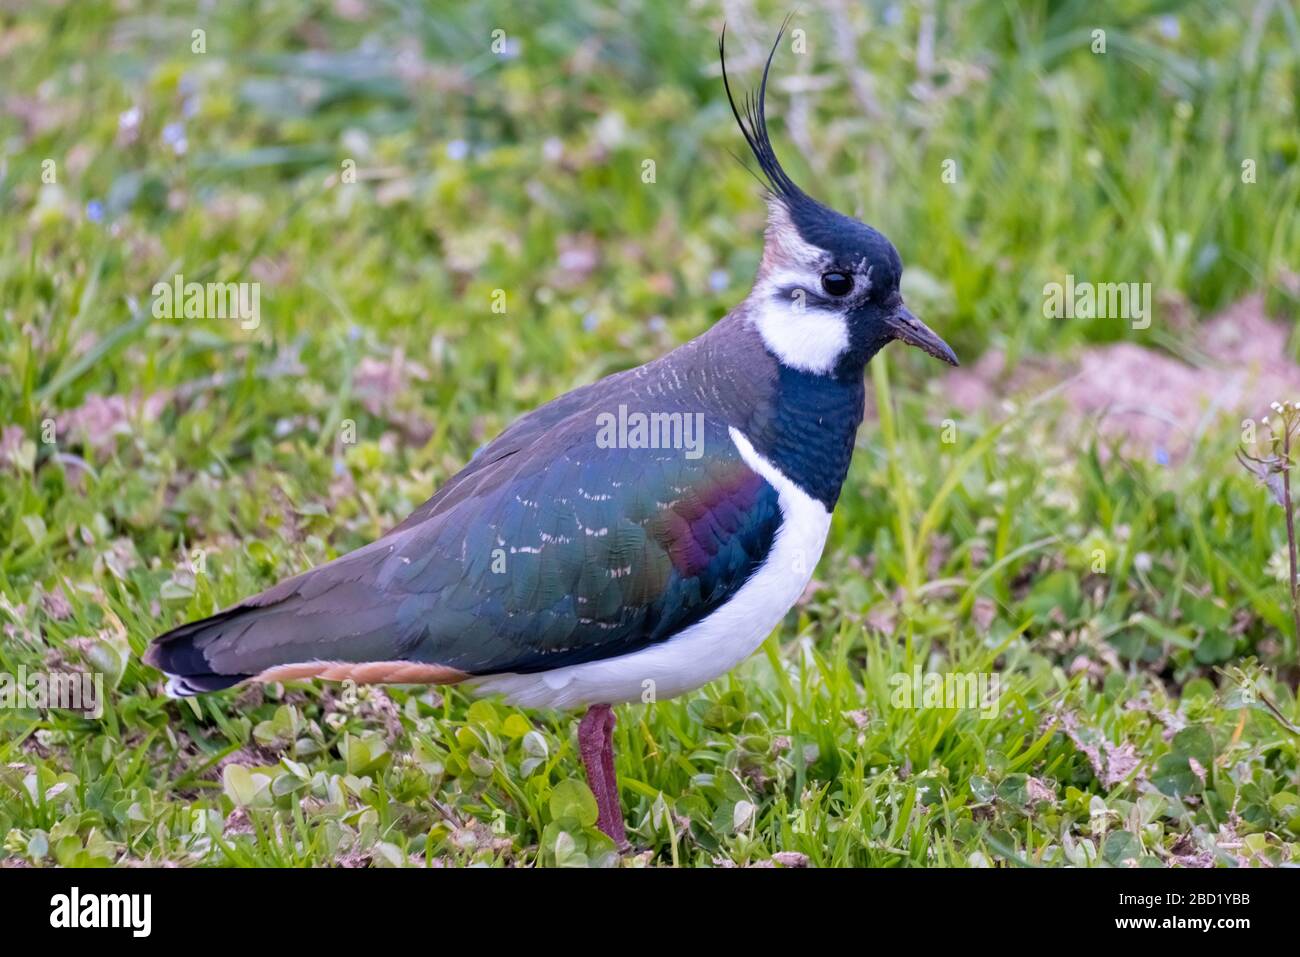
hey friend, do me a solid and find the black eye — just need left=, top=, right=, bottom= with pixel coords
left=820, top=272, right=854, bottom=297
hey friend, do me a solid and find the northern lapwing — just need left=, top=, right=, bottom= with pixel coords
left=144, top=24, right=957, bottom=851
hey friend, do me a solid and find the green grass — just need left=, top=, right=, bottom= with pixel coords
left=1, top=0, right=1299, bottom=866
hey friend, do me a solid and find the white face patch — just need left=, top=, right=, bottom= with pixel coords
left=745, top=200, right=866, bottom=376
left=748, top=286, right=850, bottom=374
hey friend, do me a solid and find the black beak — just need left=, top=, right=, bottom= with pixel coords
left=886, top=305, right=959, bottom=367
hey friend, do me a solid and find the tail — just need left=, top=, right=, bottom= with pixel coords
left=144, top=606, right=261, bottom=697
left=143, top=544, right=466, bottom=697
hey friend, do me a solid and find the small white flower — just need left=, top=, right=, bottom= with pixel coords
left=1268, top=547, right=1290, bottom=584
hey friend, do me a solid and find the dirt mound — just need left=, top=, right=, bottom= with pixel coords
left=945, top=295, right=1300, bottom=460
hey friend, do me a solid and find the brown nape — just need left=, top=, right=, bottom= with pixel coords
left=255, top=661, right=469, bottom=686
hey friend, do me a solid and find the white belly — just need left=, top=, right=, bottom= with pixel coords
left=469, top=427, right=832, bottom=709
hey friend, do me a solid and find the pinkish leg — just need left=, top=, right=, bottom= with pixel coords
left=578, top=703, right=629, bottom=850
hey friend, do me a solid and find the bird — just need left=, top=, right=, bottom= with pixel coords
left=143, top=23, right=957, bottom=852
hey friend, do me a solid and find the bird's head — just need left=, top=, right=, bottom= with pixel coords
left=722, top=25, right=957, bottom=378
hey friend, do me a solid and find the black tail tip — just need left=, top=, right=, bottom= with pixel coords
left=159, top=672, right=248, bottom=698
left=144, top=633, right=248, bottom=698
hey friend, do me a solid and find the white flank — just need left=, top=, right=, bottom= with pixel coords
left=470, top=427, right=832, bottom=709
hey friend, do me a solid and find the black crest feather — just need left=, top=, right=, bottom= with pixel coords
left=719, top=15, right=810, bottom=208
left=719, top=20, right=901, bottom=271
